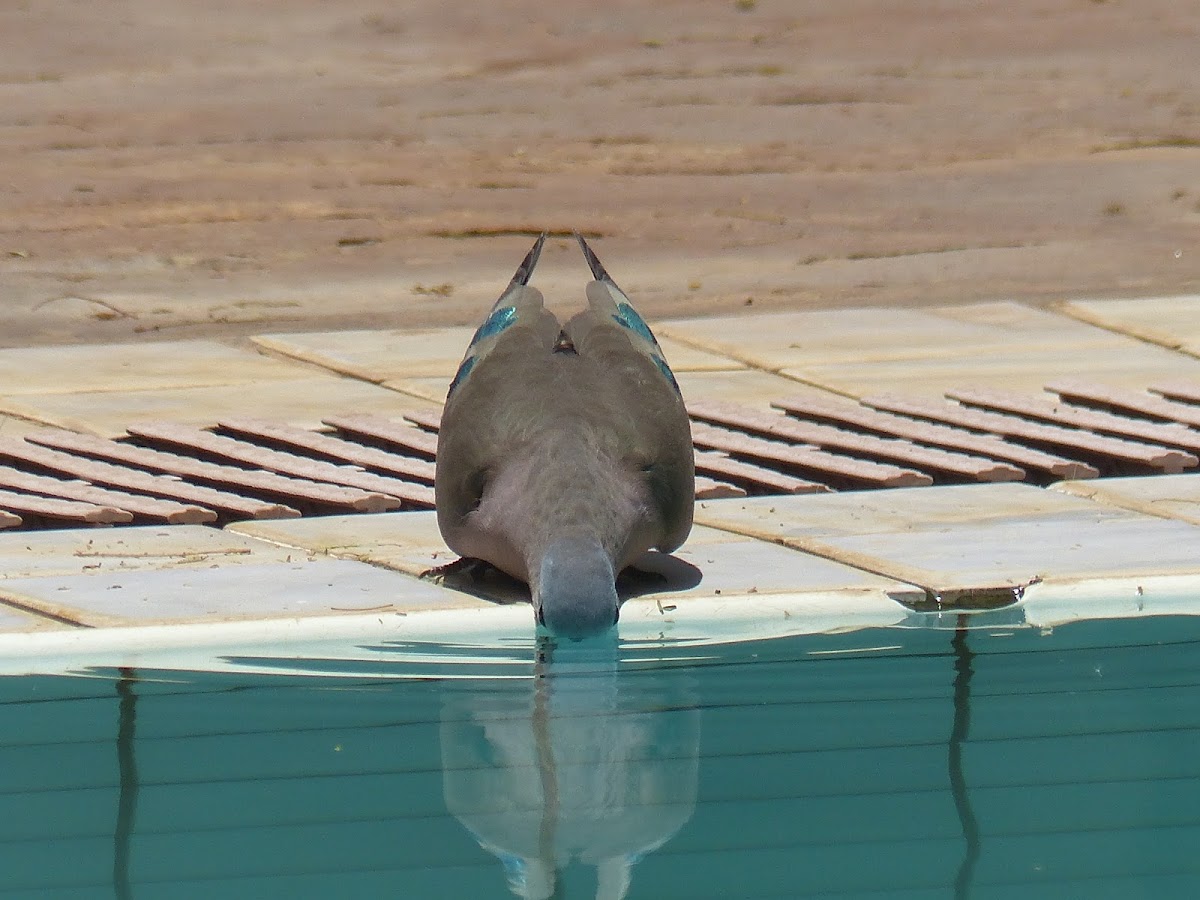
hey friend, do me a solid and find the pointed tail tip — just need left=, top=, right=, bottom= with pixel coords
left=510, top=232, right=547, bottom=286
left=574, top=230, right=613, bottom=284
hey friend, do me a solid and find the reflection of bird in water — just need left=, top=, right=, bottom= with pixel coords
left=440, top=638, right=700, bottom=899
left=434, top=233, right=695, bottom=640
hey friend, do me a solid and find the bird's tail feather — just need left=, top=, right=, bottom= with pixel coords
left=489, top=232, right=547, bottom=316
left=575, top=231, right=616, bottom=287
left=573, top=233, right=680, bottom=395
left=448, top=233, right=552, bottom=397
left=509, top=232, right=546, bottom=288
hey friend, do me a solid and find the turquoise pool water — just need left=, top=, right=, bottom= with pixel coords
left=1, top=615, right=1198, bottom=898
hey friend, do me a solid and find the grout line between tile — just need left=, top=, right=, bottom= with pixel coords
left=1049, top=480, right=1200, bottom=526
left=0, top=592, right=97, bottom=628
left=1052, top=300, right=1195, bottom=357
left=687, top=516, right=931, bottom=601
left=249, top=335, right=388, bottom=383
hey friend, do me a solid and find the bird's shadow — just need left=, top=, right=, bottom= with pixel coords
left=423, top=551, right=703, bottom=606
left=422, top=557, right=530, bottom=606
left=618, top=550, right=703, bottom=599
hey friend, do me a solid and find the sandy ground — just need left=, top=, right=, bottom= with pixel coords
left=1, top=0, right=1198, bottom=348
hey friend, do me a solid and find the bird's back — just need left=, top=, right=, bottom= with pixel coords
left=435, top=233, right=694, bottom=585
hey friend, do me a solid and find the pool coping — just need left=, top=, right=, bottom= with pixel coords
left=2, top=569, right=1200, bottom=679
left=2, top=295, right=1200, bottom=667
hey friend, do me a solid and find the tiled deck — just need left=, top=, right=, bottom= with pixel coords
left=1, top=295, right=1199, bottom=664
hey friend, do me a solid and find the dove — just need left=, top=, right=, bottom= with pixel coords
left=434, top=233, right=694, bottom=639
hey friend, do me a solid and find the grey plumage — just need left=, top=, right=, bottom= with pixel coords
left=435, top=233, right=694, bottom=639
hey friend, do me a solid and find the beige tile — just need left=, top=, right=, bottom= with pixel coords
left=0, top=415, right=49, bottom=439
left=254, top=326, right=742, bottom=386
left=382, top=376, right=450, bottom=404
left=656, top=336, right=745, bottom=372
left=0, top=340, right=308, bottom=396
left=658, top=302, right=1126, bottom=372
left=396, top=367, right=822, bottom=412
left=0, top=525, right=305, bottom=581
left=231, top=511, right=532, bottom=607
left=1051, top=473, right=1200, bottom=526
left=1060, top=295, right=1200, bottom=356
left=695, top=483, right=1200, bottom=594
left=697, top=482, right=1072, bottom=539
left=0, top=557, right=485, bottom=628
left=252, top=327, right=474, bottom=381
left=229, top=510, right=452, bottom=576
left=676, top=370, right=831, bottom=410
left=785, top=340, right=1200, bottom=400
left=0, top=377, right=439, bottom=439
left=0, top=602, right=72, bottom=632
left=662, top=301, right=1200, bottom=401
left=383, top=340, right=752, bottom=405
left=632, top=525, right=921, bottom=603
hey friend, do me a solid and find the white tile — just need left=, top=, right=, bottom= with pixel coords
left=0, top=609, right=532, bottom=677
left=0, top=592, right=914, bottom=678
left=617, top=588, right=914, bottom=645
left=1021, top=574, right=1200, bottom=627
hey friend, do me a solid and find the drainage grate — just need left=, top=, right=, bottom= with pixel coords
left=0, top=380, right=1197, bottom=531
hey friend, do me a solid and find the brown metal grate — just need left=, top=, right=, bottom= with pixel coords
left=0, top=380, right=1197, bottom=531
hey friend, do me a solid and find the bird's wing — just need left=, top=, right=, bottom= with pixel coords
left=436, top=234, right=561, bottom=539
left=445, top=232, right=553, bottom=400
left=564, top=233, right=695, bottom=552
left=435, top=232, right=694, bottom=562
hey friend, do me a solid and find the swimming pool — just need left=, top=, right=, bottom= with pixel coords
left=1, top=613, right=1198, bottom=898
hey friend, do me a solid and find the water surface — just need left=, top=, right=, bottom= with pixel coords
left=1, top=615, right=1198, bottom=898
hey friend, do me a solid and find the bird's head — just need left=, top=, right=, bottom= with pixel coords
left=533, top=538, right=620, bottom=641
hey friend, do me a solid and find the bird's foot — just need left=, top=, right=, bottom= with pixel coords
left=422, top=556, right=531, bottom=605
left=420, top=556, right=496, bottom=583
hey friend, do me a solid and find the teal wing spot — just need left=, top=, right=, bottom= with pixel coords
left=447, top=354, right=476, bottom=396
left=612, top=302, right=660, bottom=348
left=652, top=354, right=681, bottom=396
left=469, top=305, right=517, bottom=348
